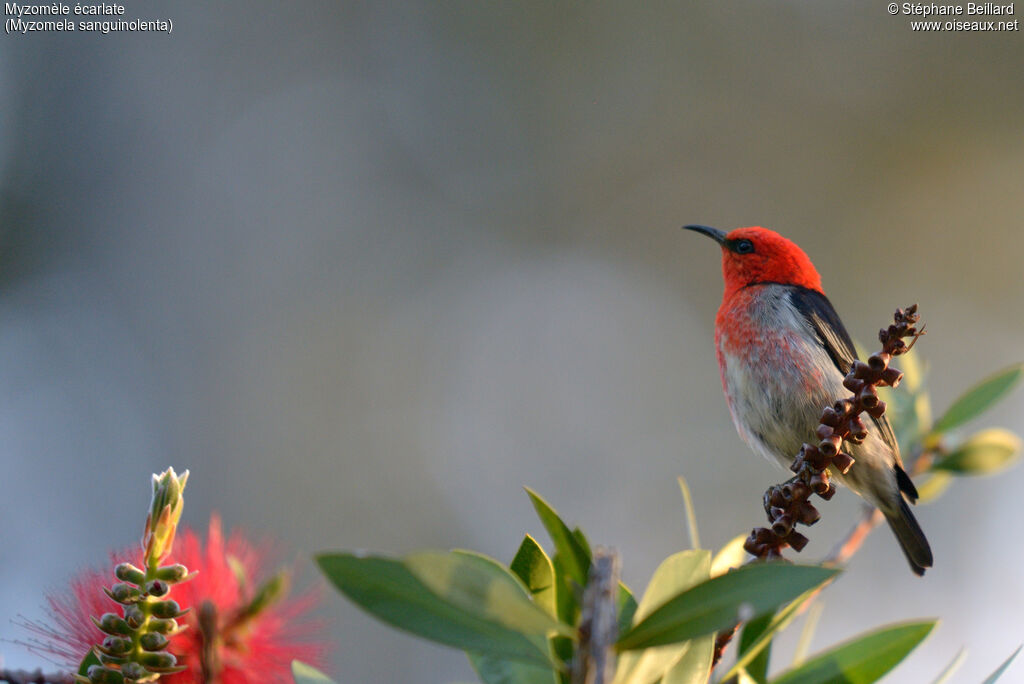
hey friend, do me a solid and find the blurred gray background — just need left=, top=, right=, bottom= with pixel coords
left=2, top=2, right=1023, bottom=682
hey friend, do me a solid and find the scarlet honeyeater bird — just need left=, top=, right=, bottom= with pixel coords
left=685, top=225, right=933, bottom=575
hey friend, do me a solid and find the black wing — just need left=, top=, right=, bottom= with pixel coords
left=788, top=286, right=905, bottom=468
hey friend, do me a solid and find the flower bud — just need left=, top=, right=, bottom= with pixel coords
left=114, top=563, right=146, bottom=585
left=150, top=599, right=183, bottom=619
left=87, top=665, right=125, bottom=684
left=94, top=613, right=130, bottom=636
left=120, top=662, right=147, bottom=680
left=154, top=563, right=190, bottom=583
left=123, top=605, right=145, bottom=628
left=139, top=631, right=170, bottom=651
left=106, top=583, right=141, bottom=604
left=100, top=636, right=132, bottom=655
left=142, top=467, right=189, bottom=564
left=145, top=579, right=170, bottom=597
left=138, top=651, right=178, bottom=669
left=147, top=617, right=178, bottom=634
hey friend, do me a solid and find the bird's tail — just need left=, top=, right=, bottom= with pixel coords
left=884, top=498, right=933, bottom=576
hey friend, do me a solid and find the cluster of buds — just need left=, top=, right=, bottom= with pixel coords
left=744, top=306, right=923, bottom=560
left=77, top=469, right=193, bottom=684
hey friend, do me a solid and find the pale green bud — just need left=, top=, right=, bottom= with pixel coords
left=142, top=468, right=189, bottom=564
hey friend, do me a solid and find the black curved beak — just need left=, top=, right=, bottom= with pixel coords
left=683, top=225, right=727, bottom=245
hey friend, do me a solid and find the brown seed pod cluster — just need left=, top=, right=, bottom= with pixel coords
left=743, top=305, right=924, bottom=561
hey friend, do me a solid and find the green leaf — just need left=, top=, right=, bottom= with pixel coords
left=78, top=649, right=101, bottom=677
left=723, top=588, right=822, bottom=682
left=769, top=620, right=936, bottom=684
left=469, top=653, right=561, bottom=684
left=525, top=488, right=591, bottom=587
left=915, top=472, right=954, bottom=503
left=711, top=534, right=749, bottom=577
left=932, top=363, right=1024, bottom=434
left=573, top=527, right=593, bottom=559
left=316, top=552, right=555, bottom=665
left=617, top=582, right=638, bottom=638
left=982, top=645, right=1022, bottom=684
left=617, top=563, right=838, bottom=651
left=633, top=551, right=713, bottom=624
left=677, top=476, right=701, bottom=550
left=406, top=550, right=572, bottom=637
left=660, top=634, right=714, bottom=684
left=552, top=554, right=580, bottom=624
left=614, top=550, right=711, bottom=684
left=930, top=647, right=966, bottom=684
left=292, top=660, right=338, bottom=684
left=738, top=611, right=775, bottom=683
left=932, top=428, right=1021, bottom=474
left=551, top=554, right=579, bottom=666
left=511, top=535, right=558, bottom=618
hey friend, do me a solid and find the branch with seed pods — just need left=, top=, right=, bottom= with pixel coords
left=713, top=305, right=924, bottom=668
left=744, top=304, right=923, bottom=560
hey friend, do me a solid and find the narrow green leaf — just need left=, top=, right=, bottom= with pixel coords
left=617, top=564, right=838, bottom=651
left=982, top=645, right=1022, bottom=684
left=317, top=553, right=554, bottom=665
left=551, top=554, right=579, bottom=666
left=677, top=476, right=701, bottom=550
left=292, top=660, right=338, bottom=684
left=406, top=550, right=572, bottom=637
left=617, top=582, right=638, bottom=638
left=769, top=620, right=936, bottom=684
left=573, top=527, right=593, bottom=559
left=552, top=554, right=579, bottom=624
left=469, top=653, right=560, bottom=684
left=791, top=601, right=824, bottom=668
left=614, top=550, right=711, bottom=684
left=930, top=647, right=966, bottom=684
left=525, top=488, right=591, bottom=587
left=711, top=534, right=748, bottom=577
left=932, top=428, right=1021, bottom=474
left=661, top=634, right=714, bottom=684
left=511, top=535, right=558, bottom=618
left=932, top=363, right=1024, bottom=434
left=738, top=611, right=775, bottom=683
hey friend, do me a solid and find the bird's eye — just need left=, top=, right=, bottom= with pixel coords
left=734, top=239, right=754, bottom=254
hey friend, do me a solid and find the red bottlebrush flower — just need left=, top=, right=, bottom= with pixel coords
left=18, top=514, right=328, bottom=683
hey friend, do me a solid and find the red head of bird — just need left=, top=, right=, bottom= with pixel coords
left=684, top=226, right=823, bottom=302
